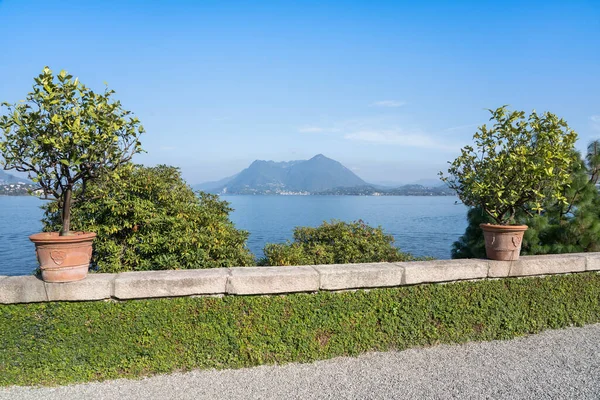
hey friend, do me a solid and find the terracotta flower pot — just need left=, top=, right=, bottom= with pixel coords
left=480, top=223, right=528, bottom=261
left=29, top=232, right=96, bottom=283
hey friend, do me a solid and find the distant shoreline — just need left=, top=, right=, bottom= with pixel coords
left=216, top=193, right=456, bottom=197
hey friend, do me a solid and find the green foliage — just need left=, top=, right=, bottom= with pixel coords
left=42, top=164, right=255, bottom=272
left=586, top=140, right=600, bottom=181
left=453, top=150, right=600, bottom=258
left=440, top=106, right=577, bottom=225
left=260, top=220, right=420, bottom=266
left=0, top=67, right=144, bottom=234
left=2, top=273, right=600, bottom=386
left=451, top=207, right=492, bottom=258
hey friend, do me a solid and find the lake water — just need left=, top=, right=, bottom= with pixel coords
left=0, top=195, right=468, bottom=276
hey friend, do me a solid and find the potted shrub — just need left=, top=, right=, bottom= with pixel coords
left=0, top=67, right=144, bottom=282
left=440, top=106, right=577, bottom=261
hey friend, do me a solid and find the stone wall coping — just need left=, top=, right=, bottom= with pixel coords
left=1, top=252, right=599, bottom=304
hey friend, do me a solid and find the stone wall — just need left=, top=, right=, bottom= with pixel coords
left=2, top=253, right=599, bottom=304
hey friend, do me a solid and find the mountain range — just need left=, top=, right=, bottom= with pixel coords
left=196, top=154, right=366, bottom=194
left=0, top=170, right=30, bottom=185
left=194, top=154, right=452, bottom=196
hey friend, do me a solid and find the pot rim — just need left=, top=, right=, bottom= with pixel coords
left=479, top=223, right=528, bottom=232
left=29, top=231, right=97, bottom=244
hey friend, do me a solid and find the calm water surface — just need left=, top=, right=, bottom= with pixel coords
left=0, top=196, right=46, bottom=276
left=0, top=195, right=468, bottom=276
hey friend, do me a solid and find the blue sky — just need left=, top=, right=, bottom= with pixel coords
left=1, top=0, right=599, bottom=184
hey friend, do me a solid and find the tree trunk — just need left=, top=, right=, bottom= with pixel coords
left=60, top=186, right=73, bottom=236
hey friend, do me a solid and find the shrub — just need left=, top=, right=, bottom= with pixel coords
left=43, top=164, right=255, bottom=272
left=260, top=220, right=419, bottom=266
left=440, top=106, right=577, bottom=225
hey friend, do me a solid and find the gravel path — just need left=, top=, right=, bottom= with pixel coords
left=3, top=324, right=600, bottom=400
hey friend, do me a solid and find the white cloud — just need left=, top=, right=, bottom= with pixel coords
left=371, top=100, right=406, bottom=108
left=344, top=129, right=457, bottom=151
left=299, top=116, right=460, bottom=152
left=298, top=126, right=341, bottom=133
left=591, top=115, right=600, bottom=131
left=444, top=123, right=479, bottom=132
left=298, top=126, right=326, bottom=133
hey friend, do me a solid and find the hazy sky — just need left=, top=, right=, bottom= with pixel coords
left=1, top=0, right=599, bottom=185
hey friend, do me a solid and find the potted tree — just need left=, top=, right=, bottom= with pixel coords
left=440, top=106, right=577, bottom=261
left=0, top=67, right=144, bottom=282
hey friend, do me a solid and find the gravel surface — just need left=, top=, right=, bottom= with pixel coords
left=3, top=324, right=600, bottom=400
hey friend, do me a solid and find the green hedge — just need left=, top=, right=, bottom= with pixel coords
left=260, top=220, right=421, bottom=266
left=2, top=273, right=600, bottom=386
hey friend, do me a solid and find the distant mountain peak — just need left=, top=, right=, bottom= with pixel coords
left=195, top=155, right=366, bottom=194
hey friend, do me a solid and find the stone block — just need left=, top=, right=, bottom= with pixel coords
left=402, top=259, right=489, bottom=285
left=313, top=263, right=404, bottom=290
left=114, top=269, right=228, bottom=300
left=226, top=266, right=319, bottom=295
left=488, top=254, right=586, bottom=278
left=0, top=276, right=47, bottom=304
left=583, top=253, right=600, bottom=271
left=44, top=274, right=115, bottom=301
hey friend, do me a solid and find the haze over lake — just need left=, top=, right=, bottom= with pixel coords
left=0, top=195, right=467, bottom=276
